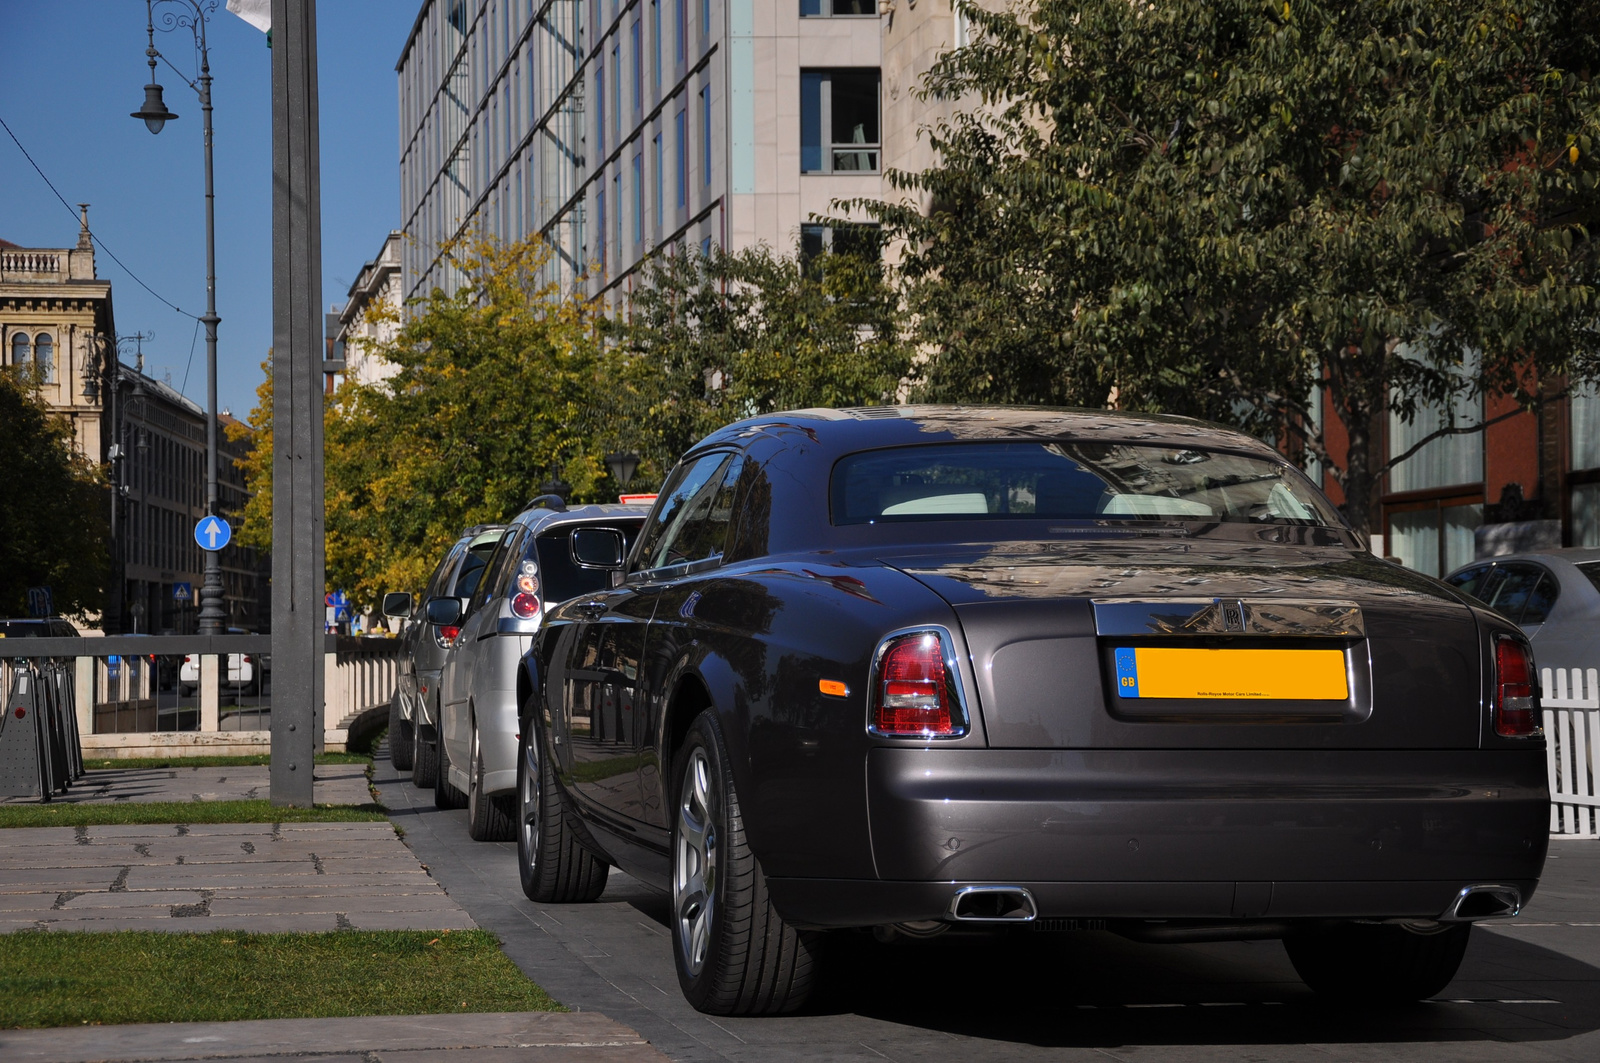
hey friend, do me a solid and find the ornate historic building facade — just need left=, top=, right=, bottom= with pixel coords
left=2, top=212, right=266, bottom=632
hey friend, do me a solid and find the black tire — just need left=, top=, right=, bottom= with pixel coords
left=671, top=710, right=822, bottom=1015
left=517, top=715, right=608, bottom=902
left=179, top=684, right=196, bottom=699
left=467, top=723, right=516, bottom=841
left=435, top=726, right=468, bottom=810
left=388, top=693, right=414, bottom=772
left=411, top=728, right=439, bottom=789
left=1285, top=922, right=1472, bottom=1003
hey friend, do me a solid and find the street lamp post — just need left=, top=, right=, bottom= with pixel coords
left=130, top=0, right=227, bottom=635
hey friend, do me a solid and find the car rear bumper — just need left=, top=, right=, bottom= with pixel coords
left=765, top=876, right=1542, bottom=929
left=765, top=747, right=1550, bottom=929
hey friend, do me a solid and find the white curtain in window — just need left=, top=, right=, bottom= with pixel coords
left=1443, top=503, right=1482, bottom=575
left=1575, top=483, right=1600, bottom=548
left=1389, top=509, right=1439, bottom=575
left=1389, top=347, right=1484, bottom=493
left=1573, top=381, right=1600, bottom=472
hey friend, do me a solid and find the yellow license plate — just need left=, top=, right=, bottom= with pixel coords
left=1113, top=647, right=1348, bottom=700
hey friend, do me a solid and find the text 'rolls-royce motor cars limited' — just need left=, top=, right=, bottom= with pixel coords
left=514, top=406, right=1549, bottom=1016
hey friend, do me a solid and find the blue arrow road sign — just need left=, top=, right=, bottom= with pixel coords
left=194, top=515, right=232, bottom=552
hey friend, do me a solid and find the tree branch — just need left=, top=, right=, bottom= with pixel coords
left=1374, top=390, right=1569, bottom=480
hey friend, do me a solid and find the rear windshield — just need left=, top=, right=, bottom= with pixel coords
left=533, top=523, right=643, bottom=606
left=1576, top=561, right=1600, bottom=595
left=831, top=443, right=1341, bottom=527
left=452, top=538, right=503, bottom=598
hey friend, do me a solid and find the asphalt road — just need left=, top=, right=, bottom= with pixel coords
left=374, top=749, right=1600, bottom=1063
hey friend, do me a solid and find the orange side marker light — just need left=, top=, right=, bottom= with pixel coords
left=819, top=680, right=849, bottom=698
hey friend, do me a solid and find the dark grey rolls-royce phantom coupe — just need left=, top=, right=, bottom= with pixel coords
left=514, top=406, right=1548, bottom=1015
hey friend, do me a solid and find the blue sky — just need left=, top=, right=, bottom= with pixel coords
left=1, top=1, right=414, bottom=417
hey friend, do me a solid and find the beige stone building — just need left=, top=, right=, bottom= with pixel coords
left=1, top=207, right=115, bottom=462
left=2, top=212, right=267, bottom=633
left=330, top=230, right=404, bottom=390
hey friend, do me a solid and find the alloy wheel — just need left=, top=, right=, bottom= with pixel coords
left=674, top=745, right=718, bottom=977
left=520, top=730, right=541, bottom=871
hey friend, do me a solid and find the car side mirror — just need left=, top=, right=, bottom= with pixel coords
left=424, top=596, right=463, bottom=626
left=382, top=591, right=414, bottom=619
left=572, top=527, right=626, bottom=569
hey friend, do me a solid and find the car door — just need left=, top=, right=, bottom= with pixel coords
left=438, top=533, right=510, bottom=772
left=631, top=453, right=744, bottom=833
left=555, top=454, right=732, bottom=827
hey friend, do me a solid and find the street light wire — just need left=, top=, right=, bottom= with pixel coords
left=0, top=112, right=200, bottom=323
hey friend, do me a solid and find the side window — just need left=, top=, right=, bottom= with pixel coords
left=1484, top=562, right=1544, bottom=625
left=1522, top=570, right=1561, bottom=626
left=671, top=454, right=745, bottom=566
left=1443, top=564, right=1492, bottom=602
left=634, top=453, right=732, bottom=572
left=473, top=527, right=525, bottom=611
left=452, top=540, right=501, bottom=600
left=646, top=454, right=739, bottom=570
left=427, top=544, right=466, bottom=600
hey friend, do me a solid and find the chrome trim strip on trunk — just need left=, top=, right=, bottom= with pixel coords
left=1092, top=598, right=1365, bottom=638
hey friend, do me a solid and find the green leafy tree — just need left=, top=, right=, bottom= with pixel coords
left=0, top=368, right=108, bottom=618
left=857, top=0, right=1600, bottom=533
left=605, top=242, right=914, bottom=484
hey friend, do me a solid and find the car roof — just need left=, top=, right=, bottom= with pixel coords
left=512, top=503, right=650, bottom=533
left=689, top=404, right=1282, bottom=461
left=1450, top=547, right=1600, bottom=571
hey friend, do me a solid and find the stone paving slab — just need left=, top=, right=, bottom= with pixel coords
left=0, top=1011, right=669, bottom=1063
left=0, top=821, right=474, bottom=932
left=0, top=763, right=372, bottom=806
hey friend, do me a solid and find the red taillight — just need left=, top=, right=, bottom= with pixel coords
left=1494, top=636, right=1541, bottom=738
left=510, top=592, right=541, bottom=619
left=872, top=632, right=962, bottom=737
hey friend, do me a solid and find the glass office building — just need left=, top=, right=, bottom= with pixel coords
left=397, top=0, right=891, bottom=300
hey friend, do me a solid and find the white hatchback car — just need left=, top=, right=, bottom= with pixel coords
left=178, top=651, right=263, bottom=696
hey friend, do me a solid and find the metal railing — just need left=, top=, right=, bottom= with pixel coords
left=0, top=635, right=398, bottom=760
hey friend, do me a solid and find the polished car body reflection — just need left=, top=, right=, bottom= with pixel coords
left=516, top=407, right=1549, bottom=1016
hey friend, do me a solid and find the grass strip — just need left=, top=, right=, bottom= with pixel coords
left=0, top=929, right=560, bottom=1028
left=81, top=751, right=371, bottom=770
left=0, top=801, right=387, bottom=829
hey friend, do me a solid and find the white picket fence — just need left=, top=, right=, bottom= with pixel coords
left=1545, top=666, right=1600, bottom=837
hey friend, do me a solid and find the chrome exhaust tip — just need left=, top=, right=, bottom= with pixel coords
left=949, top=885, right=1037, bottom=922
left=1441, top=884, right=1522, bottom=921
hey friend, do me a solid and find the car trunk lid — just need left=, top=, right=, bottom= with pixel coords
left=882, top=539, right=1484, bottom=749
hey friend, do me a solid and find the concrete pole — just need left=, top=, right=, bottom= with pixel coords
left=269, top=0, right=323, bottom=806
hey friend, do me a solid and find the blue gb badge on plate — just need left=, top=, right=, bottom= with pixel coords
left=1114, top=647, right=1139, bottom=698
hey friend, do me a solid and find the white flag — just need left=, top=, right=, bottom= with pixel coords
left=226, top=0, right=271, bottom=32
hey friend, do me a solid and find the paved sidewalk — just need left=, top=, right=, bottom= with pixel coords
left=0, top=1011, right=671, bottom=1062
left=1, top=762, right=373, bottom=806
left=0, top=820, right=475, bottom=932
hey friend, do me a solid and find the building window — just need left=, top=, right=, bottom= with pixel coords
left=597, top=187, right=607, bottom=270
left=700, top=86, right=712, bottom=185
left=800, top=222, right=881, bottom=271
left=676, top=0, right=687, bottom=64
left=633, top=152, right=644, bottom=245
left=1388, top=502, right=1482, bottom=579
left=10, top=332, right=29, bottom=366
left=702, top=0, right=711, bottom=36
left=596, top=62, right=606, bottom=156
left=35, top=334, right=53, bottom=383
left=612, top=43, right=621, bottom=142
left=1387, top=361, right=1483, bottom=494
left=632, top=20, right=643, bottom=113
left=614, top=170, right=623, bottom=257
left=1573, top=382, right=1600, bottom=547
left=800, top=0, right=875, bottom=14
left=676, top=107, right=688, bottom=207
left=652, top=0, right=662, bottom=91
left=800, top=69, right=880, bottom=173
left=653, top=132, right=664, bottom=229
